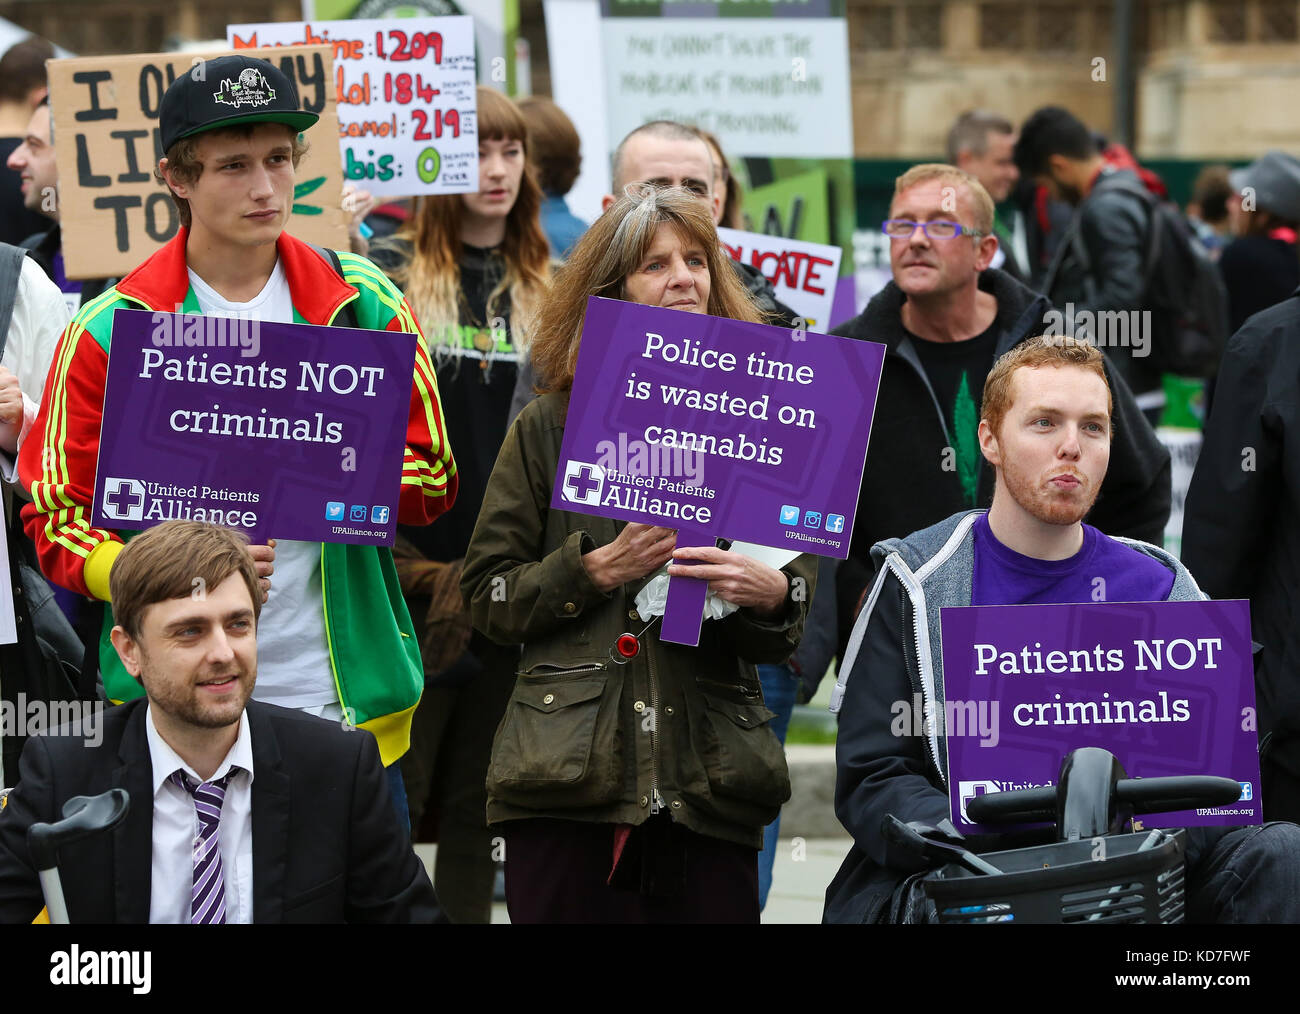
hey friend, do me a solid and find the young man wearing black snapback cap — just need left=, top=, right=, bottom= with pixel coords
left=17, top=57, right=459, bottom=829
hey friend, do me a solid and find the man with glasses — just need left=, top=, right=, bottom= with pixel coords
left=829, top=164, right=1169, bottom=651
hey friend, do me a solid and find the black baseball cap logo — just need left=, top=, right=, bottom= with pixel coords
left=214, top=67, right=277, bottom=109
left=159, top=55, right=319, bottom=153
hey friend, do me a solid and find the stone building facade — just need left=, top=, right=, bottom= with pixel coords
left=4, top=0, right=1297, bottom=158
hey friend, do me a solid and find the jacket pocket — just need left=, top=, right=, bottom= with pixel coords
left=488, top=670, right=623, bottom=809
left=283, top=874, right=344, bottom=923
left=698, top=692, right=791, bottom=806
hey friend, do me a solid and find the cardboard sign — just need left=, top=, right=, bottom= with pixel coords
left=551, top=296, right=884, bottom=558
left=228, top=18, right=478, bottom=197
left=47, top=46, right=347, bottom=281
left=939, top=600, right=1263, bottom=833
left=90, top=308, right=417, bottom=547
left=718, top=227, right=842, bottom=331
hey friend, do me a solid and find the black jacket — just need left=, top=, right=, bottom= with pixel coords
left=1182, top=291, right=1300, bottom=778
left=1219, top=235, right=1300, bottom=335
left=19, top=223, right=115, bottom=309
left=829, top=269, right=1171, bottom=650
left=1041, top=168, right=1161, bottom=393
left=0, top=699, right=442, bottom=923
left=732, top=259, right=800, bottom=328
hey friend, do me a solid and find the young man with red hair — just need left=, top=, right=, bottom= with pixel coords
left=824, top=335, right=1300, bottom=924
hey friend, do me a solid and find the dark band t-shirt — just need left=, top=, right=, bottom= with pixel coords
left=908, top=321, right=999, bottom=506
left=370, top=241, right=519, bottom=563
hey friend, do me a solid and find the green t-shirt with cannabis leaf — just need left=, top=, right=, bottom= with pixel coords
left=908, top=323, right=1000, bottom=507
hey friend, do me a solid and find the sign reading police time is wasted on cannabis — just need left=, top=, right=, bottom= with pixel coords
left=551, top=297, right=885, bottom=557
left=91, top=309, right=416, bottom=546
left=47, top=45, right=347, bottom=281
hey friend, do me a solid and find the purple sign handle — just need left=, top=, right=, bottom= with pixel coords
left=661, top=527, right=711, bottom=646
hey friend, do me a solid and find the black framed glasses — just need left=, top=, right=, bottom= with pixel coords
left=882, top=219, right=984, bottom=240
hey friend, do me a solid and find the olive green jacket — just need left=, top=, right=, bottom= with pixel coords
left=461, top=392, right=817, bottom=849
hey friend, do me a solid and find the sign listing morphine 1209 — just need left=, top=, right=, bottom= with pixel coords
left=229, top=16, right=479, bottom=197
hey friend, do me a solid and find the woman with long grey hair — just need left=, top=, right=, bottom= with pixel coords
left=461, top=186, right=817, bottom=923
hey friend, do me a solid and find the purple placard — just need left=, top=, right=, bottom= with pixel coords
left=90, top=308, right=416, bottom=546
left=939, top=600, right=1262, bottom=832
left=550, top=297, right=885, bottom=558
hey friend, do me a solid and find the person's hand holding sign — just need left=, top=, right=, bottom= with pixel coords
left=582, top=524, right=677, bottom=593
left=0, top=366, right=24, bottom=453
left=668, top=545, right=789, bottom=619
left=247, top=538, right=277, bottom=602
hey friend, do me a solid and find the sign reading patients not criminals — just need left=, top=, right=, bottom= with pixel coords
left=46, top=45, right=347, bottom=281
left=228, top=17, right=478, bottom=197
left=551, top=297, right=885, bottom=557
left=90, top=309, right=416, bottom=547
left=939, top=599, right=1263, bottom=834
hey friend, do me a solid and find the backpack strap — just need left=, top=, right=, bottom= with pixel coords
left=308, top=243, right=361, bottom=330
left=0, top=243, right=29, bottom=361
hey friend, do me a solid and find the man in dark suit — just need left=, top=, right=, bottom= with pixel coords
left=0, top=520, right=442, bottom=923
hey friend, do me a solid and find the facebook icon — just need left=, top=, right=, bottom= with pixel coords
left=371, top=505, right=391, bottom=525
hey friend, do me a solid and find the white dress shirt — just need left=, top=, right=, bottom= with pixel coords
left=145, top=706, right=255, bottom=924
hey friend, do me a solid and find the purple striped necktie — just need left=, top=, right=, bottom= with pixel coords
left=171, top=770, right=237, bottom=925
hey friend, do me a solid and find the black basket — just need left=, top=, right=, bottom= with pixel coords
left=923, top=830, right=1186, bottom=924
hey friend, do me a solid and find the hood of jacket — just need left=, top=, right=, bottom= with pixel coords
left=835, top=509, right=1205, bottom=783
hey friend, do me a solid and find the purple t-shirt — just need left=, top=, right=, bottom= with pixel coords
left=972, top=514, right=1175, bottom=607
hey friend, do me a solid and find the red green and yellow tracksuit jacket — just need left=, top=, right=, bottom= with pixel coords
left=16, top=229, right=459, bottom=765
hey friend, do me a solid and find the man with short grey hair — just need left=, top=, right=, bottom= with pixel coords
left=603, top=121, right=799, bottom=328
left=947, top=110, right=1026, bottom=281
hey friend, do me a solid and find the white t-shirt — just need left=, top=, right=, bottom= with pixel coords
left=188, top=260, right=338, bottom=710
left=8, top=256, right=70, bottom=406
left=7, top=257, right=71, bottom=450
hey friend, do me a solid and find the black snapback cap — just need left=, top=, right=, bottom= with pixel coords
left=159, top=55, right=320, bottom=153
